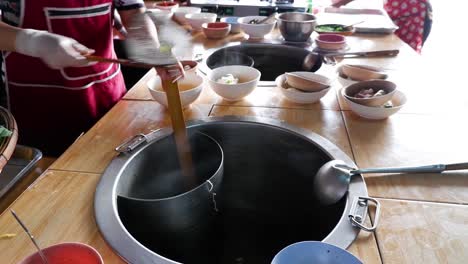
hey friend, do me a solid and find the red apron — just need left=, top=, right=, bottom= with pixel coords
left=384, top=0, right=428, bottom=53
left=4, top=0, right=126, bottom=156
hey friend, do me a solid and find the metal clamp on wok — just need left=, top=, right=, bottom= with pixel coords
left=348, top=196, right=381, bottom=232
left=115, top=130, right=162, bottom=153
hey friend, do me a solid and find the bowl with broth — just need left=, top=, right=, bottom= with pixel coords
left=207, top=65, right=261, bottom=101
left=147, top=73, right=203, bottom=108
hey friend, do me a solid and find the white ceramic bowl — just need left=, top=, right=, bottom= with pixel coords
left=237, top=16, right=276, bottom=39
left=342, top=89, right=406, bottom=119
left=173, top=6, right=201, bottom=24
left=285, top=72, right=332, bottom=92
left=276, top=74, right=331, bottom=104
left=147, top=73, right=203, bottom=108
left=207, top=65, right=261, bottom=101
left=220, top=16, right=242, bottom=33
left=185, top=13, right=217, bottom=31
left=343, top=79, right=397, bottom=107
left=337, top=73, right=357, bottom=87
left=340, top=63, right=388, bottom=81
left=147, top=9, right=173, bottom=25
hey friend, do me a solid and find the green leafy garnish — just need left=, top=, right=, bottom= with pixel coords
left=0, top=126, right=12, bottom=138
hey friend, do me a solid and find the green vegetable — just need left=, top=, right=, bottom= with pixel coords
left=159, top=44, right=172, bottom=54
left=0, top=126, right=12, bottom=138
left=316, top=25, right=346, bottom=32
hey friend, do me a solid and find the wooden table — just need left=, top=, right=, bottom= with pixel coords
left=1, top=28, right=467, bottom=264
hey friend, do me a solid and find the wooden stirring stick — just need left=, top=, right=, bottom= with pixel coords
left=86, top=54, right=196, bottom=188
left=160, top=68, right=197, bottom=189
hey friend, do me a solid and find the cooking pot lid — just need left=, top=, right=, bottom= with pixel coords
left=0, top=106, right=18, bottom=172
left=271, top=241, right=362, bottom=264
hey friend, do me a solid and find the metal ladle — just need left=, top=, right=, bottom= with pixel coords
left=302, top=49, right=400, bottom=71
left=11, top=209, right=50, bottom=264
left=313, top=160, right=468, bottom=206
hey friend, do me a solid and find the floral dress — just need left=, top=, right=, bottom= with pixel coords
left=384, top=0, right=431, bottom=53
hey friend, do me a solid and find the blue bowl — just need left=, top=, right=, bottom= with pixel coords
left=220, top=16, right=241, bottom=33
left=271, top=241, right=363, bottom=264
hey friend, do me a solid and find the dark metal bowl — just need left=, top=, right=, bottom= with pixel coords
left=277, top=12, right=317, bottom=42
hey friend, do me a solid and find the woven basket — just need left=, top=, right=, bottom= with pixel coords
left=0, top=106, right=18, bottom=172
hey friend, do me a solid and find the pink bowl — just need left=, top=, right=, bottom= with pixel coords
left=315, top=33, right=346, bottom=50
left=19, top=242, right=103, bottom=264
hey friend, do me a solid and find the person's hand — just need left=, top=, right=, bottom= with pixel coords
left=156, top=61, right=185, bottom=86
left=15, top=29, right=95, bottom=69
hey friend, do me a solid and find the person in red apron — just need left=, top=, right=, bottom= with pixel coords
left=331, top=0, right=432, bottom=53
left=0, top=0, right=145, bottom=156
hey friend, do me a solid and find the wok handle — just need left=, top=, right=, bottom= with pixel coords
left=354, top=162, right=468, bottom=174
left=349, top=196, right=380, bottom=232
left=445, top=162, right=468, bottom=171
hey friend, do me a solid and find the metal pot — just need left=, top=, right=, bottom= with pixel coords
left=277, top=12, right=317, bottom=42
left=206, top=51, right=254, bottom=69
left=116, top=132, right=224, bottom=263
left=95, top=117, right=375, bottom=264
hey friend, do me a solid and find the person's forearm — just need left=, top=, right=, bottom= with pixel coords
left=0, top=21, right=21, bottom=52
left=118, top=7, right=146, bottom=29
left=331, top=0, right=355, bottom=7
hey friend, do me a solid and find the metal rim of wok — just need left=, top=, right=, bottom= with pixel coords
left=198, top=43, right=322, bottom=85
left=94, top=116, right=368, bottom=264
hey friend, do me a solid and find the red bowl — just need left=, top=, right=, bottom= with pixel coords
left=316, top=33, right=346, bottom=43
left=205, top=22, right=230, bottom=29
left=156, top=1, right=177, bottom=7
left=202, top=22, right=231, bottom=39
left=19, top=242, right=103, bottom=264
left=315, top=33, right=346, bottom=50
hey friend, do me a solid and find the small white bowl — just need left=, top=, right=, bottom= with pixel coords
left=340, top=64, right=388, bottom=81
left=342, top=89, right=407, bottom=119
left=285, top=72, right=332, bottom=92
left=207, top=65, right=261, bottom=101
left=220, top=16, right=242, bottom=33
left=173, top=6, right=201, bottom=24
left=276, top=74, right=331, bottom=104
left=185, top=13, right=217, bottom=31
left=237, top=16, right=276, bottom=39
left=147, top=9, right=173, bottom=25
left=336, top=69, right=358, bottom=87
left=147, top=73, right=203, bottom=109
left=343, top=79, right=397, bottom=107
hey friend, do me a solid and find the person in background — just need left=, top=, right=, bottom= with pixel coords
left=331, top=0, right=433, bottom=53
left=0, top=0, right=180, bottom=156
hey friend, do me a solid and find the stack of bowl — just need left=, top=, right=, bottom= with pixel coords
left=341, top=79, right=406, bottom=119
left=276, top=72, right=332, bottom=104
